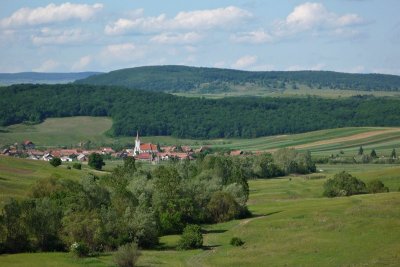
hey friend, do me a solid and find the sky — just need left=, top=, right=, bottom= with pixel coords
left=0, top=0, right=399, bottom=74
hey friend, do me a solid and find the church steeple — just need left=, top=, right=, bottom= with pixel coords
left=134, top=130, right=141, bottom=155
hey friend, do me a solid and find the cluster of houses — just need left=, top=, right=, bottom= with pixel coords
left=1, top=132, right=238, bottom=163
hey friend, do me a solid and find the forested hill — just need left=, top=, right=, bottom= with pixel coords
left=2, top=84, right=400, bottom=139
left=76, top=65, right=400, bottom=93
left=0, top=72, right=101, bottom=86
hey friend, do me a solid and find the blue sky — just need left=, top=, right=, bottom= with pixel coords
left=1, top=0, right=399, bottom=74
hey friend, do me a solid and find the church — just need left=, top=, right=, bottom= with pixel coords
left=133, top=131, right=158, bottom=155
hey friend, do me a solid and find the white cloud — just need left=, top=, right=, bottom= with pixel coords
left=214, top=61, right=226, bottom=68
left=31, top=27, right=90, bottom=46
left=71, top=55, right=92, bottom=71
left=105, top=6, right=252, bottom=35
left=286, top=63, right=326, bottom=71
left=100, top=43, right=146, bottom=62
left=274, top=2, right=365, bottom=37
left=232, top=55, right=257, bottom=69
left=33, top=59, right=59, bottom=72
left=150, top=32, right=203, bottom=44
left=231, top=29, right=273, bottom=44
left=1, top=3, right=103, bottom=28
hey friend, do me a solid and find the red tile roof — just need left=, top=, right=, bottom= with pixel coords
left=136, top=152, right=153, bottom=160
left=140, top=143, right=157, bottom=151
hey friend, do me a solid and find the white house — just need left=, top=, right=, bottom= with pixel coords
left=61, top=156, right=73, bottom=162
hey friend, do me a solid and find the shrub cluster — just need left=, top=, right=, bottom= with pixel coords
left=323, top=172, right=390, bottom=197
left=177, top=225, right=203, bottom=250
left=114, top=243, right=141, bottom=267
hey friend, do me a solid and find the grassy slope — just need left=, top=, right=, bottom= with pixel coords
left=2, top=117, right=400, bottom=158
left=0, top=117, right=120, bottom=147
left=0, top=156, right=104, bottom=207
left=1, top=159, right=400, bottom=266
left=175, top=84, right=400, bottom=99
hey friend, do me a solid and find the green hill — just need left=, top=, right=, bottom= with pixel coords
left=76, top=65, right=400, bottom=93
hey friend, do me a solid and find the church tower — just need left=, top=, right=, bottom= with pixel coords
left=133, top=131, right=141, bottom=155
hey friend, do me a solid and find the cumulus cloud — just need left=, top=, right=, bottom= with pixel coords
left=150, top=32, right=203, bottom=44
left=1, top=2, right=103, bottom=28
left=231, top=29, right=273, bottom=44
left=275, top=2, right=365, bottom=36
left=232, top=55, right=258, bottom=69
left=33, top=59, right=59, bottom=72
left=105, top=6, right=252, bottom=35
left=100, top=43, right=146, bottom=62
left=71, top=55, right=92, bottom=71
left=31, top=27, right=90, bottom=45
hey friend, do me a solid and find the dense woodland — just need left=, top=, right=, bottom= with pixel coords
left=0, top=151, right=315, bottom=253
left=1, top=84, right=400, bottom=139
left=2, top=84, right=400, bottom=139
left=76, top=65, right=400, bottom=92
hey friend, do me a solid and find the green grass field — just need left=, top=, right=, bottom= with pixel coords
left=0, top=117, right=127, bottom=148
left=1, top=156, right=400, bottom=266
left=174, top=84, right=400, bottom=99
left=0, top=156, right=105, bottom=207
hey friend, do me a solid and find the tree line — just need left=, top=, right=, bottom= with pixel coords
left=2, top=84, right=400, bottom=139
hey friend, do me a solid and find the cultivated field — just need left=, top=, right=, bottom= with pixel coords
left=174, top=84, right=400, bottom=99
left=0, top=158, right=399, bottom=266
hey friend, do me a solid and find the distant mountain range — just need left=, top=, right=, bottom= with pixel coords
left=75, top=65, right=400, bottom=93
left=0, top=72, right=102, bottom=85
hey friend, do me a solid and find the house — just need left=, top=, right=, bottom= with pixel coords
left=77, top=154, right=87, bottom=161
left=2, top=148, right=9, bottom=155
left=61, top=156, right=73, bottom=162
left=135, top=152, right=153, bottom=161
left=42, top=153, right=53, bottom=161
left=23, top=140, right=35, bottom=150
left=102, top=147, right=115, bottom=154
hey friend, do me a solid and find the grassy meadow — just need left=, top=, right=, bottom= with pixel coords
left=1, top=156, right=400, bottom=266
left=0, top=156, right=105, bottom=207
left=174, top=84, right=400, bottom=99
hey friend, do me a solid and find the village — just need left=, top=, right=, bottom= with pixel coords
left=1, top=132, right=245, bottom=164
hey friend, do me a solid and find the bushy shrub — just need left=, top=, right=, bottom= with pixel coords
left=367, top=179, right=389, bottom=193
left=177, top=224, right=203, bottom=250
left=88, top=153, right=105, bottom=170
left=230, top=237, right=244, bottom=247
left=72, top=163, right=82, bottom=170
left=207, top=192, right=241, bottom=223
left=323, top=171, right=366, bottom=197
left=70, top=242, right=89, bottom=258
left=49, top=157, right=61, bottom=167
left=114, top=242, right=141, bottom=267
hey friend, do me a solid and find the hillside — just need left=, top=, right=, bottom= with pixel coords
left=75, top=65, right=400, bottom=93
left=0, top=72, right=101, bottom=85
left=1, top=156, right=399, bottom=266
left=2, top=84, right=400, bottom=139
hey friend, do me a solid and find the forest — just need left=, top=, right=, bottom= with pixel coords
left=2, top=84, right=400, bottom=139
left=76, top=65, right=400, bottom=92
